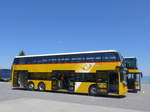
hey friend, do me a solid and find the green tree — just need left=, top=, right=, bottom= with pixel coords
left=19, top=50, right=25, bottom=56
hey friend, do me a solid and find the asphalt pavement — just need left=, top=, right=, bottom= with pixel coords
left=0, top=82, right=149, bottom=112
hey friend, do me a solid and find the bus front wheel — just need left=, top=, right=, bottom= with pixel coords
left=89, top=85, right=98, bottom=96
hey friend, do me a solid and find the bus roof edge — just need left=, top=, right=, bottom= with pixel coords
left=15, top=50, right=118, bottom=58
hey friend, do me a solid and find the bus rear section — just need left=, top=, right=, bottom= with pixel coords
left=12, top=50, right=128, bottom=96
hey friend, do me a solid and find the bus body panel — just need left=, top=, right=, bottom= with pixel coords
left=128, top=69, right=139, bottom=73
left=75, top=82, right=95, bottom=94
left=119, top=82, right=128, bottom=95
left=12, top=62, right=121, bottom=73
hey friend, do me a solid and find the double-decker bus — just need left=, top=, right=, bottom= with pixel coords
left=11, top=50, right=127, bottom=96
left=124, top=57, right=142, bottom=92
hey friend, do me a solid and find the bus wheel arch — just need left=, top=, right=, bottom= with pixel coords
left=27, top=81, right=34, bottom=90
left=88, top=84, right=98, bottom=96
left=38, top=82, right=46, bottom=91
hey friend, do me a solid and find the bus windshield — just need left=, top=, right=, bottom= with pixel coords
left=124, top=58, right=137, bottom=69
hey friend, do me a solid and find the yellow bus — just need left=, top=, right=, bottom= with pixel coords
left=124, top=57, right=142, bottom=92
left=11, top=50, right=127, bottom=96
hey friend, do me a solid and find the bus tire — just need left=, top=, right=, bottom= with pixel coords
left=38, top=82, right=45, bottom=91
left=89, top=85, right=98, bottom=96
left=28, top=82, right=34, bottom=90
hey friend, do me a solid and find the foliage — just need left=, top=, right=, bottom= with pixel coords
left=19, top=50, right=25, bottom=56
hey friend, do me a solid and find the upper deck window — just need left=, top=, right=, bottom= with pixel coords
left=13, top=52, right=121, bottom=64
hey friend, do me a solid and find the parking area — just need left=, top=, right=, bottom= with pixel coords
left=0, top=82, right=149, bottom=112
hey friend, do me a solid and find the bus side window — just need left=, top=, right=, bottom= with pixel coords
left=75, top=74, right=84, bottom=82
left=42, top=57, right=48, bottom=63
left=25, top=57, right=31, bottom=64
left=32, top=57, right=38, bottom=64
left=19, top=58, right=25, bottom=64
left=83, top=74, right=96, bottom=82
left=64, top=57, right=71, bottom=63
left=110, top=55, right=117, bottom=61
left=95, top=56, right=102, bottom=62
left=86, top=57, right=95, bottom=62
left=14, top=58, right=19, bottom=64
left=101, top=53, right=111, bottom=62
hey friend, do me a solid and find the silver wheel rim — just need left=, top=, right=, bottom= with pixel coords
left=29, top=83, right=34, bottom=89
left=39, top=84, right=45, bottom=91
left=90, top=87, right=97, bottom=95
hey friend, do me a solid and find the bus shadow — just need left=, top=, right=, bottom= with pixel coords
left=50, top=91, right=126, bottom=99
left=48, top=91, right=126, bottom=99
left=12, top=88, right=126, bottom=99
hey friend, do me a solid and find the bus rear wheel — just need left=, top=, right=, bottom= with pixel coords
left=89, top=85, right=98, bottom=96
left=38, top=82, right=45, bottom=91
left=28, top=82, right=34, bottom=90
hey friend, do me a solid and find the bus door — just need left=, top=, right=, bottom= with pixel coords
left=97, top=71, right=119, bottom=94
left=108, top=72, right=118, bottom=94
left=96, top=72, right=109, bottom=95
left=59, top=72, right=75, bottom=91
left=134, top=72, right=142, bottom=91
left=67, top=73, right=75, bottom=92
left=17, top=71, right=28, bottom=88
left=51, top=72, right=60, bottom=90
left=51, top=71, right=75, bottom=91
left=127, top=73, right=136, bottom=91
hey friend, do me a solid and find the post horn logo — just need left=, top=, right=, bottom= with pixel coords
left=82, top=64, right=92, bottom=71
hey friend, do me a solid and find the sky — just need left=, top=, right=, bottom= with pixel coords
left=0, top=0, right=149, bottom=76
